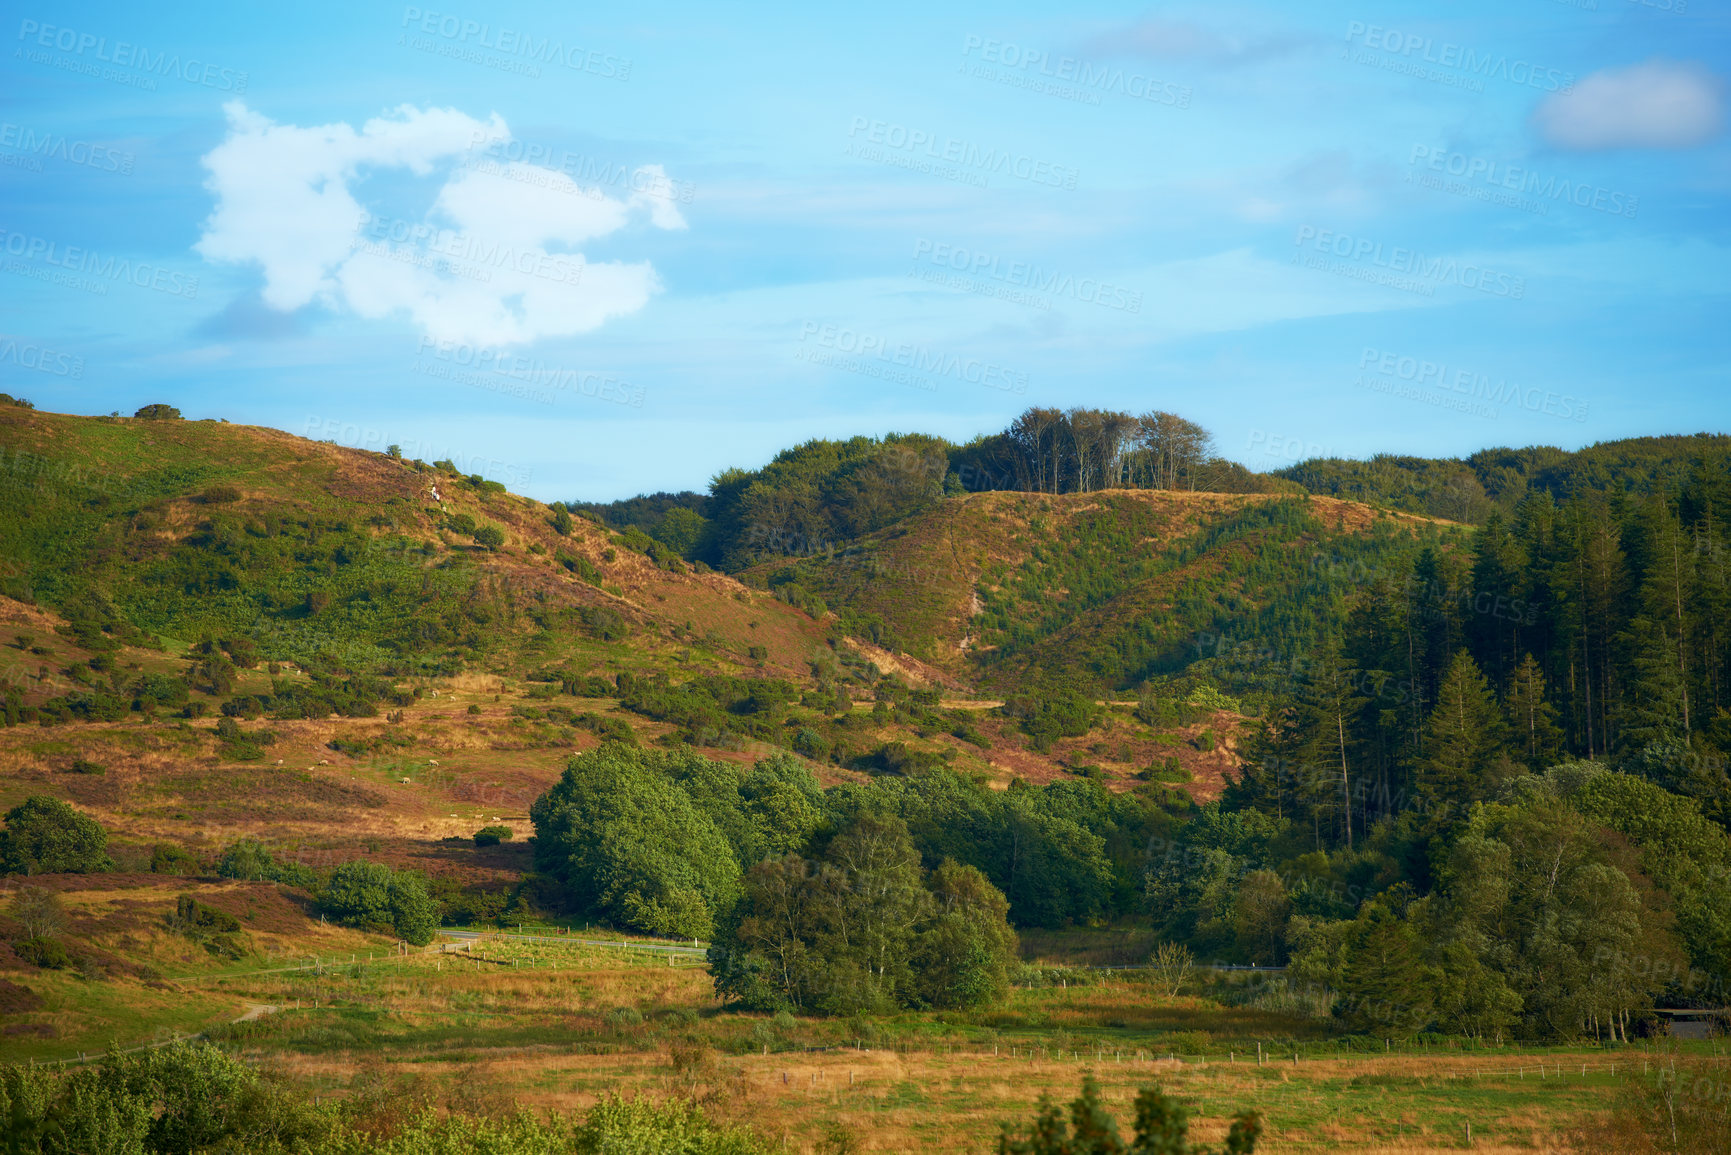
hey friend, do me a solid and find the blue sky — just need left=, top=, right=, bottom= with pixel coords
left=2, top=1, right=1727, bottom=500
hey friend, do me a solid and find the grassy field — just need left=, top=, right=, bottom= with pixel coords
left=8, top=921, right=1700, bottom=1153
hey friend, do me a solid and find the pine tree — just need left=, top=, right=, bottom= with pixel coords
left=1504, top=654, right=1563, bottom=770
left=1338, top=899, right=1437, bottom=1039
left=1283, top=640, right=1369, bottom=848
left=1466, top=511, right=1527, bottom=689
left=1630, top=499, right=1695, bottom=737
left=1614, top=618, right=1688, bottom=757
left=1415, top=651, right=1505, bottom=807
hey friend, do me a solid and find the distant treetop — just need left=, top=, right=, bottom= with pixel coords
left=134, top=403, right=182, bottom=420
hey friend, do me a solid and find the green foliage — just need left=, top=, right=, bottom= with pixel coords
left=1277, top=435, right=1731, bottom=524
left=0, top=1048, right=755, bottom=1155
left=0, top=795, right=111, bottom=876
left=996, top=1076, right=1261, bottom=1155
left=318, top=862, right=439, bottom=945
left=150, top=843, right=204, bottom=876
left=702, top=433, right=952, bottom=570
left=14, top=936, right=72, bottom=969
left=471, top=523, right=505, bottom=551
left=711, top=814, right=1019, bottom=1015
left=559, top=551, right=605, bottom=584
left=134, top=403, right=181, bottom=420
left=0, top=1041, right=331, bottom=1155
left=1004, top=688, right=1100, bottom=752
left=531, top=745, right=750, bottom=938
left=473, top=825, right=513, bottom=847
left=201, top=483, right=241, bottom=504
left=619, top=674, right=800, bottom=750
left=1185, top=683, right=1242, bottom=713
left=216, top=838, right=316, bottom=888
left=215, top=715, right=277, bottom=761
left=168, top=894, right=247, bottom=958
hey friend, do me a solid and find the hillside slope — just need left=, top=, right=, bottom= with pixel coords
left=0, top=405, right=831, bottom=678
left=744, top=487, right=1465, bottom=693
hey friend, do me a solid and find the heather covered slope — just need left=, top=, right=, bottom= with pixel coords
left=0, top=405, right=831, bottom=677
left=744, top=486, right=1465, bottom=695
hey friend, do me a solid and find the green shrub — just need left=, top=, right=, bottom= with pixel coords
left=791, top=728, right=829, bottom=760
left=200, top=484, right=242, bottom=504
left=1186, top=682, right=1244, bottom=714
left=579, top=605, right=628, bottom=641
left=216, top=838, right=315, bottom=888
left=319, top=861, right=439, bottom=945
left=472, top=524, right=505, bottom=551
left=66, top=758, right=104, bottom=775
left=561, top=552, right=604, bottom=584
left=474, top=825, right=513, bottom=847
left=997, top=1076, right=1261, bottom=1154
left=168, top=892, right=244, bottom=956
left=151, top=844, right=204, bottom=876
left=133, top=403, right=181, bottom=420
left=14, top=936, right=71, bottom=969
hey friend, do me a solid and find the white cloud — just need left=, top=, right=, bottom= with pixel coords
left=1533, top=60, right=1723, bottom=151
left=196, top=103, right=684, bottom=345
left=1079, top=17, right=1306, bottom=66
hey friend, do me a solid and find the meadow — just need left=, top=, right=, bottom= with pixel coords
left=12, top=918, right=1711, bottom=1152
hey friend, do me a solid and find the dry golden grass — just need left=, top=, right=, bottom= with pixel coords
left=137, top=944, right=1635, bottom=1154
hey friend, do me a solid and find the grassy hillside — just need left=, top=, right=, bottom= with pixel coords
left=0, top=404, right=831, bottom=676
left=744, top=487, right=1464, bottom=696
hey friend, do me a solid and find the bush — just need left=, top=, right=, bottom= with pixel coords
left=133, top=403, right=181, bottom=420
left=151, top=844, right=204, bottom=876
left=997, top=1076, right=1261, bottom=1154
left=472, top=524, right=505, bottom=551
left=319, top=861, right=439, bottom=945
left=561, top=552, right=604, bottom=585
left=0, top=796, right=111, bottom=876
left=474, top=825, right=513, bottom=847
left=578, top=605, right=628, bottom=641
left=66, top=758, right=105, bottom=775
left=13, top=936, right=71, bottom=969
left=217, top=838, right=316, bottom=888
left=168, top=893, right=244, bottom=956
left=1005, top=688, right=1100, bottom=753
left=217, top=838, right=274, bottom=881
left=791, top=728, right=829, bottom=760
left=199, top=484, right=241, bottom=504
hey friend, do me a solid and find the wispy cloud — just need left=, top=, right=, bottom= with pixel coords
left=1077, top=16, right=1308, bottom=66
left=1533, top=61, right=1723, bottom=151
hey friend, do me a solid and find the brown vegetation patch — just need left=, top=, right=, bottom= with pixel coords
left=0, top=976, right=45, bottom=1013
